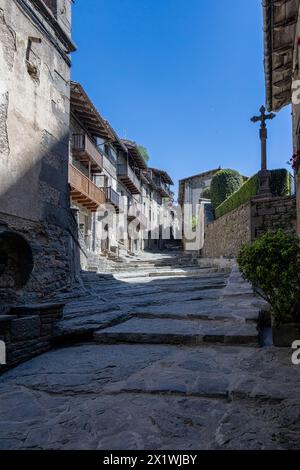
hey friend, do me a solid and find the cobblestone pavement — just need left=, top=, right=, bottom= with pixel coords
left=0, top=253, right=300, bottom=450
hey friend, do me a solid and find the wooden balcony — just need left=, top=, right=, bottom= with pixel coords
left=69, top=164, right=106, bottom=212
left=117, top=164, right=141, bottom=194
left=154, top=178, right=172, bottom=198
left=128, top=203, right=148, bottom=228
left=143, top=170, right=158, bottom=190
left=72, top=134, right=103, bottom=171
left=106, top=187, right=123, bottom=213
left=137, top=210, right=148, bottom=229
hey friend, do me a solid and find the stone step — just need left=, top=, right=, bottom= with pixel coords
left=114, top=267, right=224, bottom=280
left=87, top=280, right=226, bottom=298
left=55, top=311, right=129, bottom=339
left=94, top=317, right=259, bottom=346
left=131, top=302, right=259, bottom=323
left=107, top=264, right=200, bottom=273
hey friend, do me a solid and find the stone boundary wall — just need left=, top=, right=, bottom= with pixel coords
left=0, top=303, right=64, bottom=371
left=251, top=195, right=297, bottom=239
left=202, top=196, right=297, bottom=258
left=202, top=201, right=251, bottom=258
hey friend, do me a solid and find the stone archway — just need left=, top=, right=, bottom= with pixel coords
left=0, top=231, right=34, bottom=289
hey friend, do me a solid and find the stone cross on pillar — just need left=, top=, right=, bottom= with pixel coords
left=251, top=105, right=276, bottom=195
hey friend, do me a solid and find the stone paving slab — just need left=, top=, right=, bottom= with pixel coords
left=2, top=391, right=299, bottom=450
left=109, top=289, right=223, bottom=309
left=0, top=344, right=300, bottom=449
left=0, top=252, right=285, bottom=450
left=86, top=278, right=227, bottom=297
left=93, top=318, right=259, bottom=346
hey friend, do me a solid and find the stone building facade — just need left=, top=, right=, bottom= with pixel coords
left=178, top=169, right=218, bottom=251
left=0, top=0, right=77, bottom=303
left=263, top=0, right=300, bottom=234
left=178, top=169, right=220, bottom=213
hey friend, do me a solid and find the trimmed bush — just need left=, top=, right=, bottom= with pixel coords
left=269, top=169, right=291, bottom=197
left=237, top=230, right=300, bottom=325
left=210, top=169, right=243, bottom=209
left=215, top=174, right=259, bottom=218
left=201, top=187, right=211, bottom=199
left=215, top=169, right=292, bottom=219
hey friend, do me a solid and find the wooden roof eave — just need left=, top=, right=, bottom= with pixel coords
left=149, top=167, right=174, bottom=185
left=263, top=0, right=300, bottom=112
left=71, top=82, right=115, bottom=141
left=121, top=139, right=148, bottom=170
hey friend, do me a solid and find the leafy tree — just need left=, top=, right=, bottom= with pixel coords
left=138, top=145, right=150, bottom=163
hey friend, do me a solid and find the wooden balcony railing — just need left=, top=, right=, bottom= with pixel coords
left=72, top=134, right=103, bottom=170
left=128, top=203, right=148, bottom=228
left=153, top=177, right=171, bottom=198
left=106, top=187, right=123, bottom=212
left=69, top=164, right=106, bottom=212
left=117, top=164, right=141, bottom=194
left=137, top=210, right=148, bottom=228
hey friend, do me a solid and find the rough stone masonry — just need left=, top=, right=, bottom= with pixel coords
left=0, top=0, right=78, bottom=305
left=202, top=195, right=297, bottom=258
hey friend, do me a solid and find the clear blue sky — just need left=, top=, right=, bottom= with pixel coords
left=71, top=0, right=292, bottom=196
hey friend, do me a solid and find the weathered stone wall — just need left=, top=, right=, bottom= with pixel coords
left=251, top=195, right=297, bottom=239
left=202, top=196, right=297, bottom=259
left=0, top=0, right=78, bottom=300
left=0, top=212, right=81, bottom=303
left=202, top=201, right=251, bottom=258
left=0, top=0, right=71, bottom=224
left=0, top=302, right=63, bottom=371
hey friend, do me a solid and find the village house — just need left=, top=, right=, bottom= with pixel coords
left=146, top=168, right=174, bottom=250
left=0, top=0, right=77, bottom=302
left=178, top=169, right=218, bottom=251
left=263, top=0, right=300, bottom=233
left=69, top=82, right=174, bottom=269
left=178, top=169, right=219, bottom=213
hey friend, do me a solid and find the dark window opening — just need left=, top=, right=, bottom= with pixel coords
left=0, top=232, right=34, bottom=290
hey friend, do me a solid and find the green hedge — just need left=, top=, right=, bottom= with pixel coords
left=201, top=187, right=211, bottom=199
left=269, top=169, right=291, bottom=197
left=215, top=173, right=259, bottom=218
left=215, top=169, right=291, bottom=219
left=210, top=169, right=243, bottom=209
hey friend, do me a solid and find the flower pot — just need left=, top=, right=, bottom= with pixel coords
left=272, top=323, right=300, bottom=347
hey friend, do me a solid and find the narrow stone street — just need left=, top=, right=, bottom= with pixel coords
left=0, top=253, right=300, bottom=450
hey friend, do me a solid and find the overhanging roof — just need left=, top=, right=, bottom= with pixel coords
left=263, top=0, right=300, bottom=111
left=178, top=168, right=221, bottom=184
left=150, top=167, right=174, bottom=185
left=121, top=139, right=148, bottom=170
left=70, top=82, right=115, bottom=141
